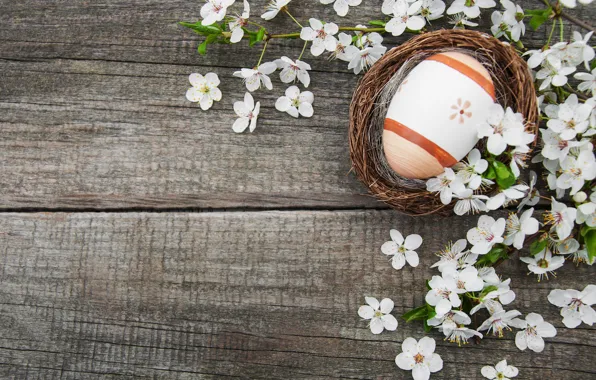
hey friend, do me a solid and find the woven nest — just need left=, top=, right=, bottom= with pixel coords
left=349, top=29, right=538, bottom=216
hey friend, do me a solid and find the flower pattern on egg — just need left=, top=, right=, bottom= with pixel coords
left=449, top=98, right=473, bottom=124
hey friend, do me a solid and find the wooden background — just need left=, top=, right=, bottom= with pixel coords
left=0, top=0, right=595, bottom=378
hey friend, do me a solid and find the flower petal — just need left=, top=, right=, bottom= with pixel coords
left=417, top=336, right=435, bottom=356
left=390, top=229, right=404, bottom=245
left=404, top=234, right=423, bottom=250
left=381, top=314, right=398, bottom=331
left=370, top=317, right=384, bottom=334
left=405, top=251, right=419, bottom=267
left=380, top=298, right=394, bottom=314
left=395, top=353, right=415, bottom=370
left=358, top=305, right=374, bottom=319
left=412, top=363, right=431, bottom=380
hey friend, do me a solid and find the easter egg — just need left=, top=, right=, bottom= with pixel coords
left=383, top=51, right=496, bottom=179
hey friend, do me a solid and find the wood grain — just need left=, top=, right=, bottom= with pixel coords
left=1, top=0, right=594, bottom=209
left=0, top=211, right=593, bottom=379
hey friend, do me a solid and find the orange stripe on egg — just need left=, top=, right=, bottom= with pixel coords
left=427, top=53, right=496, bottom=101
left=384, top=118, right=458, bottom=167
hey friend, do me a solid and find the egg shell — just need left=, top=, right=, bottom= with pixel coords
left=383, top=51, right=495, bottom=179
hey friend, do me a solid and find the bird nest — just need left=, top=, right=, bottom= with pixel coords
left=349, top=29, right=538, bottom=216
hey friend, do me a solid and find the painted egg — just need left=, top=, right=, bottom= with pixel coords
left=383, top=51, right=496, bottom=179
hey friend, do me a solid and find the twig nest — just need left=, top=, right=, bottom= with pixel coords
left=349, top=29, right=538, bottom=215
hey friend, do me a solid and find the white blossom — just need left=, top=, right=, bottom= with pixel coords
left=385, top=0, right=426, bottom=36
left=554, top=237, right=580, bottom=255
left=353, top=25, right=384, bottom=48
left=201, top=0, right=235, bottom=26
left=541, top=129, right=581, bottom=162
left=320, top=0, right=362, bottom=17
left=232, top=92, right=260, bottom=133
left=477, top=309, right=525, bottom=337
left=261, top=0, right=291, bottom=20
left=453, top=189, right=489, bottom=216
left=275, top=86, right=314, bottom=118
left=490, top=0, right=525, bottom=42
left=185, top=72, right=222, bottom=110
left=536, top=59, right=576, bottom=91
left=466, top=215, right=506, bottom=255
left=444, top=266, right=484, bottom=294
left=228, top=0, right=250, bottom=43
left=481, top=360, right=519, bottom=380
left=514, top=313, right=556, bottom=352
left=575, top=68, right=596, bottom=96
left=546, top=94, right=592, bottom=140
left=395, top=337, right=443, bottom=380
left=358, top=297, right=398, bottom=334
left=453, top=149, right=487, bottom=190
left=504, top=208, right=539, bottom=249
left=430, top=239, right=469, bottom=273
left=330, top=32, right=359, bottom=62
left=300, top=18, right=339, bottom=57
left=425, top=275, right=461, bottom=317
left=518, top=171, right=540, bottom=210
left=571, top=31, right=595, bottom=70
left=448, top=13, right=478, bottom=28
left=348, top=46, right=387, bottom=74
left=274, top=56, right=311, bottom=87
left=470, top=279, right=516, bottom=315
left=381, top=229, right=423, bottom=270
left=548, top=285, right=596, bottom=328
left=233, top=62, right=277, bottom=92
left=557, top=150, right=596, bottom=195
left=577, top=189, right=596, bottom=226
left=417, top=0, right=446, bottom=21
left=546, top=198, right=577, bottom=239
left=477, top=104, right=533, bottom=155
left=486, top=184, right=529, bottom=210
left=426, top=168, right=466, bottom=205
left=520, top=248, right=564, bottom=281
left=447, top=0, right=496, bottom=19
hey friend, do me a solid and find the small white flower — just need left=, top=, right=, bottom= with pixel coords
left=417, top=0, right=446, bottom=21
left=274, top=56, right=312, bottom=87
left=201, top=0, right=235, bottom=26
left=385, top=0, right=426, bottom=36
left=470, top=279, right=516, bottom=314
left=571, top=31, right=595, bottom=70
left=494, top=0, right=525, bottom=42
left=453, top=149, right=488, bottom=190
left=520, top=248, right=565, bottom=281
left=573, top=246, right=596, bottom=265
left=444, top=266, right=484, bottom=293
left=320, top=0, right=362, bottom=17
left=426, top=168, right=466, bottom=205
left=547, top=94, right=592, bottom=140
left=232, top=92, right=260, bottom=133
left=577, top=190, right=596, bottom=226
left=541, top=129, right=581, bottom=162
left=557, top=150, right=596, bottom=194
left=300, top=18, right=339, bottom=57
left=510, top=144, right=531, bottom=177
left=395, top=337, right=443, bottom=380
left=504, top=208, right=539, bottom=249
left=425, top=275, right=461, bottom=317
left=353, top=25, right=384, bottom=48
left=545, top=198, right=577, bottom=239
left=481, top=360, right=519, bottom=380
left=486, top=184, right=529, bottom=210
left=453, top=189, right=489, bottom=216
left=517, top=171, right=540, bottom=210
left=575, top=68, right=596, bottom=96
left=275, top=85, right=314, bottom=118
left=233, top=62, right=277, bottom=92
left=548, top=285, right=596, bottom=328
left=477, top=104, right=533, bottom=155
left=348, top=46, right=387, bottom=74
left=514, top=313, right=557, bottom=352
left=261, top=0, right=291, bottom=20
left=536, top=59, right=576, bottom=91
left=555, top=237, right=580, bottom=255
left=448, top=13, right=478, bottom=28
left=427, top=309, right=471, bottom=333
left=430, top=239, right=469, bottom=273
left=447, top=0, right=496, bottom=18
left=381, top=229, right=423, bottom=270
left=330, top=32, right=359, bottom=62
left=358, top=297, right=398, bottom=334
left=185, top=72, right=222, bottom=110
left=466, top=215, right=506, bottom=255
left=477, top=309, right=525, bottom=337
left=228, top=0, right=250, bottom=43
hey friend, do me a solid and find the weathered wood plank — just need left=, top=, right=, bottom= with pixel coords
left=1, top=1, right=594, bottom=209
left=0, top=211, right=593, bottom=379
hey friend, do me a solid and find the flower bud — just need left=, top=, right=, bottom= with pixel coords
left=573, top=191, right=587, bottom=203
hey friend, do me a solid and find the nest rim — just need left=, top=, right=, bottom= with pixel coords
left=348, top=29, right=538, bottom=216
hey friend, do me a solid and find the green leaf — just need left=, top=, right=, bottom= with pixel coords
left=179, top=21, right=223, bottom=36
left=475, top=244, right=509, bottom=267
left=198, top=40, right=208, bottom=55
left=525, top=8, right=552, bottom=31
left=402, top=305, right=428, bottom=322
left=529, top=14, right=549, bottom=31
left=423, top=319, right=432, bottom=333
left=582, top=226, right=596, bottom=262
left=479, top=285, right=498, bottom=297
left=484, top=164, right=497, bottom=180
left=426, top=280, right=432, bottom=290
left=368, top=20, right=386, bottom=27
left=493, top=161, right=516, bottom=189
left=530, top=239, right=548, bottom=256
left=256, top=27, right=266, bottom=42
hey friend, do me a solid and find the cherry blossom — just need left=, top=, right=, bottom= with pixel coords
left=477, top=309, right=525, bottom=337
left=466, top=215, right=506, bottom=255
left=518, top=171, right=540, bottom=210
left=535, top=59, right=576, bottom=90
left=228, top=0, right=250, bottom=43
left=545, top=198, right=577, bottom=239
left=381, top=229, right=423, bottom=270
left=520, top=248, right=565, bottom=281
left=261, top=0, right=291, bottom=20
left=448, top=13, right=478, bottom=28
left=395, top=337, right=443, bottom=380
left=444, top=266, right=484, bottom=293
left=570, top=31, right=595, bottom=69
left=548, top=285, right=596, bottom=328
left=575, top=68, right=596, bottom=96
left=358, top=297, right=398, bottom=334
left=233, top=62, right=277, bottom=92
left=275, top=86, right=314, bottom=118
left=425, top=275, right=461, bottom=316
left=385, top=0, right=426, bottom=36
left=453, top=149, right=487, bottom=190
left=331, top=33, right=359, bottom=62
left=232, top=92, right=260, bottom=133
left=320, top=0, right=362, bottom=17
left=201, top=0, right=236, bottom=26
left=504, top=208, right=539, bottom=249
left=486, top=184, right=529, bottom=210
left=430, top=239, right=469, bottom=273
left=426, top=168, right=466, bottom=205
left=481, top=360, right=519, bottom=380
left=185, top=72, right=222, bottom=110
left=514, top=313, right=557, bottom=352
left=470, top=279, right=516, bottom=315
left=577, top=189, right=596, bottom=226
left=557, top=150, right=596, bottom=194
left=477, top=104, right=533, bottom=155
left=447, top=0, right=496, bottom=19
left=348, top=45, right=387, bottom=74
left=453, top=189, right=489, bottom=216
left=417, top=0, right=446, bottom=21
left=540, top=129, right=581, bottom=162
left=546, top=94, right=592, bottom=140
left=274, top=56, right=312, bottom=87
left=300, top=18, right=339, bottom=57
